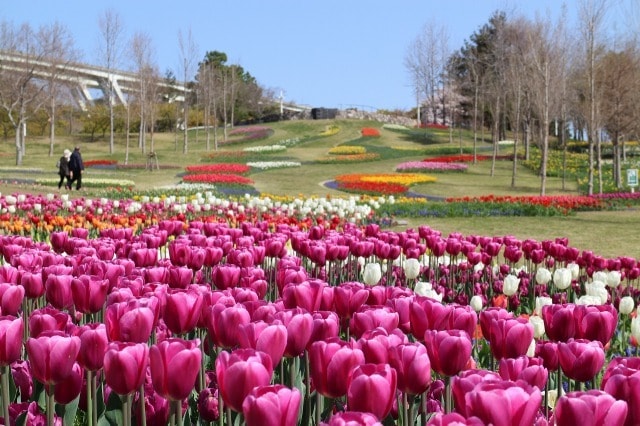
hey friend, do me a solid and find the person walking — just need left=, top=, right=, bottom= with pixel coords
left=68, top=146, right=85, bottom=190
left=57, top=149, right=72, bottom=190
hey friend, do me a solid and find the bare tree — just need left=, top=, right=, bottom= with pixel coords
left=177, top=28, right=198, bottom=154
left=97, top=8, right=125, bottom=154
left=39, top=22, right=77, bottom=157
left=130, top=32, right=160, bottom=154
left=0, top=22, right=51, bottom=165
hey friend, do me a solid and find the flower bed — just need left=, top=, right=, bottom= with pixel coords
left=35, top=177, right=135, bottom=188
left=182, top=173, right=254, bottom=186
left=247, top=161, right=301, bottom=170
left=328, top=146, right=367, bottom=155
left=185, top=164, right=251, bottom=175
left=446, top=194, right=606, bottom=214
left=315, top=153, right=380, bottom=164
left=361, top=127, right=381, bottom=137
left=84, top=159, right=118, bottom=168
left=396, top=161, right=468, bottom=173
left=424, top=154, right=493, bottom=163
left=224, top=126, right=274, bottom=144
left=334, top=173, right=436, bottom=196
left=242, top=145, right=287, bottom=153
left=319, top=125, right=340, bottom=136
left=0, top=193, right=637, bottom=425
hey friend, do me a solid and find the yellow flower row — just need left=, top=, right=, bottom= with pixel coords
left=328, top=146, right=367, bottom=155
left=320, top=125, right=340, bottom=136
left=337, top=173, right=437, bottom=186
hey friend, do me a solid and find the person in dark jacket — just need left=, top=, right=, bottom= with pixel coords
left=57, top=149, right=72, bottom=190
left=68, top=146, right=85, bottom=190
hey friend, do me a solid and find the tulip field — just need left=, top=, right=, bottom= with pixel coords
left=0, top=189, right=636, bottom=426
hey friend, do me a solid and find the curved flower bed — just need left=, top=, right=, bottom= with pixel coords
left=35, top=178, right=135, bottom=188
left=319, top=125, right=340, bottom=136
left=242, top=145, right=287, bottom=153
left=182, top=173, right=254, bottom=186
left=424, top=154, right=513, bottom=163
left=84, top=159, right=118, bottom=168
left=447, top=194, right=606, bottom=214
left=225, top=126, right=274, bottom=144
left=396, top=161, right=468, bottom=173
left=334, top=173, right=436, bottom=196
left=315, top=153, right=380, bottom=164
left=247, top=161, right=301, bottom=170
left=0, top=200, right=637, bottom=425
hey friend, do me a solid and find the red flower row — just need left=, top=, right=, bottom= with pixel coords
left=337, top=181, right=408, bottom=195
left=446, top=194, right=605, bottom=212
left=185, top=164, right=251, bottom=175
left=361, top=128, right=381, bottom=137
left=84, top=160, right=118, bottom=167
left=182, top=174, right=254, bottom=185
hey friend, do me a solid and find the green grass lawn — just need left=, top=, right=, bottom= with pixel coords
left=0, top=119, right=636, bottom=259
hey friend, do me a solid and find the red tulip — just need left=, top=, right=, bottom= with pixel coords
left=150, top=338, right=201, bottom=401
left=237, top=321, right=288, bottom=366
left=163, top=286, right=203, bottom=335
left=347, top=363, right=397, bottom=420
left=309, top=338, right=365, bottom=398
left=498, top=356, right=548, bottom=390
left=71, top=275, right=109, bottom=314
left=26, top=331, right=81, bottom=386
left=558, top=339, right=605, bottom=382
left=103, top=341, right=149, bottom=396
left=320, top=411, right=382, bottom=425
left=242, top=385, right=301, bottom=426
left=216, top=348, right=274, bottom=412
left=75, top=323, right=109, bottom=372
left=487, top=317, right=534, bottom=360
left=424, top=329, right=472, bottom=376
left=388, top=342, right=432, bottom=395
left=0, top=315, right=23, bottom=366
left=555, top=390, right=628, bottom=426
left=451, top=369, right=502, bottom=417
left=465, top=380, right=542, bottom=426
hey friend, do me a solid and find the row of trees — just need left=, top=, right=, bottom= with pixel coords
left=0, top=10, right=277, bottom=165
left=406, top=0, right=640, bottom=195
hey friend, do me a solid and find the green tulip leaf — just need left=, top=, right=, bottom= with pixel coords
left=99, top=391, right=123, bottom=426
left=56, top=395, right=79, bottom=426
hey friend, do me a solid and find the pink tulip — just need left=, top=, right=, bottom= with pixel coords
left=555, top=390, right=628, bottom=426
left=427, top=413, right=485, bottom=425
left=349, top=306, right=399, bottom=339
left=26, top=331, right=81, bottom=386
left=558, top=339, right=605, bottom=382
left=465, top=380, right=542, bottom=426
left=105, top=298, right=157, bottom=343
left=216, top=348, right=274, bottom=412
left=71, top=275, right=109, bottom=314
left=388, top=342, right=432, bottom=395
left=54, top=362, right=83, bottom=404
left=274, top=308, right=313, bottom=358
left=50, top=231, right=68, bottom=253
left=128, top=247, right=158, bottom=268
left=478, top=307, right=513, bottom=340
left=19, top=271, right=44, bottom=299
left=150, top=338, right=201, bottom=401
left=601, top=360, right=640, bottom=426
left=206, top=303, right=251, bottom=349
left=347, top=363, right=397, bottom=420
left=75, top=323, right=109, bottom=372
left=0, top=283, right=24, bottom=316
left=541, top=304, right=576, bottom=342
left=0, top=315, right=23, bottom=366
left=424, top=329, right=471, bottom=376
left=242, top=385, right=301, bottom=426
left=197, top=387, right=219, bottom=422
left=103, top=341, right=149, bottom=396
left=574, top=304, right=618, bottom=346
left=449, top=304, right=477, bottom=337
left=167, top=266, right=194, bottom=289
left=320, top=411, right=382, bottom=426
left=409, top=296, right=453, bottom=341
left=163, top=286, right=203, bottom=335
left=44, top=274, right=74, bottom=310
left=237, top=321, right=288, bottom=366
left=211, top=264, right=241, bottom=290
left=498, top=356, right=548, bottom=390
left=357, top=327, right=407, bottom=364
left=487, top=317, right=534, bottom=360
left=309, top=338, right=365, bottom=398
left=333, top=282, right=370, bottom=322
left=308, top=311, right=340, bottom=347
left=28, top=306, right=70, bottom=338
left=282, top=279, right=326, bottom=312
left=451, top=369, right=502, bottom=417
left=535, top=340, right=560, bottom=371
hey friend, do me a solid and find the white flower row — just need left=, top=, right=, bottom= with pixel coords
left=382, top=124, right=409, bottom=131
left=242, top=145, right=287, bottom=153
left=277, top=137, right=301, bottom=147
left=247, top=161, right=301, bottom=170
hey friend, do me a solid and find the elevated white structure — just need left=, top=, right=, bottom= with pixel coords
left=0, top=50, right=186, bottom=110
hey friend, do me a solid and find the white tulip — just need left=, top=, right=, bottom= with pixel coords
left=414, top=282, right=442, bottom=301
left=61, top=194, right=69, bottom=202
left=553, top=268, right=572, bottom=290
left=46, top=193, right=55, bottom=201
left=535, top=268, right=552, bottom=285
left=33, top=204, right=41, bottom=212
left=567, top=263, right=580, bottom=280
left=619, top=296, right=635, bottom=315
left=7, top=206, right=15, bottom=214
left=576, top=295, right=602, bottom=306
left=586, top=281, right=608, bottom=304
left=362, top=263, right=382, bottom=286
left=632, top=316, right=640, bottom=343
left=404, top=258, right=421, bottom=280
left=502, top=274, right=520, bottom=296
left=5, top=195, right=16, bottom=205
left=113, top=200, right=120, bottom=208
left=17, top=194, right=25, bottom=203
left=606, top=271, right=622, bottom=289
left=535, top=296, right=553, bottom=316
left=529, top=316, right=546, bottom=339
left=526, top=337, right=536, bottom=357
left=592, top=271, right=608, bottom=284
left=470, top=295, right=484, bottom=312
